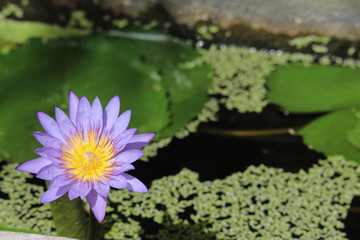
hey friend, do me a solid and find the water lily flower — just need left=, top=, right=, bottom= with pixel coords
left=16, top=91, right=155, bottom=222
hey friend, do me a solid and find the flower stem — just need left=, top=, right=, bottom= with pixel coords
left=87, top=211, right=97, bottom=240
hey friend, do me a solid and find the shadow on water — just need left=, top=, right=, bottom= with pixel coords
left=344, top=197, right=360, bottom=239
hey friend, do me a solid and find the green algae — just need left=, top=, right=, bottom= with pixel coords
left=0, top=3, right=90, bottom=49
left=0, top=3, right=23, bottom=19
left=1, top=156, right=359, bottom=239
left=113, top=19, right=129, bottom=29
left=0, top=20, right=90, bottom=44
left=67, top=10, right=93, bottom=29
left=0, top=164, right=54, bottom=235
left=288, top=35, right=331, bottom=50
left=105, top=155, right=359, bottom=239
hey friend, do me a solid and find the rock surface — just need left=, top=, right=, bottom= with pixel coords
left=67, top=0, right=360, bottom=41
left=161, top=0, right=360, bottom=41
left=0, top=231, right=77, bottom=240
left=2, top=0, right=360, bottom=43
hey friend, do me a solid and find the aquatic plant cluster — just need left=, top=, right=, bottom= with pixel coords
left=1, top=156, right=359, bottom=239
left=0, top=2, right=360, bottom=240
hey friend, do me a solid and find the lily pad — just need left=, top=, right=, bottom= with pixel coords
left=0, top=36, right=170, bottom=163
left=0, top=30, right=212, bottom=163
left=267, top=64, right=360, bottom=113
left=298, top=109, right=360, bottom=163
left=115, top=30, right=212, bottom=138
left=346, top=117, right=360, bottom=149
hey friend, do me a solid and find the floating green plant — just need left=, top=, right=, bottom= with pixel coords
left=0, top=164, right=54, bottom=235
left=267, top=64, right=360, bottom=163
left=105, top=155, right=360, bottom=239
left=3, top=156, right=356, bottom=239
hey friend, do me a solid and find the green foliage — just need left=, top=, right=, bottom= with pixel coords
left=267, top=63, right=360, bottom=163
left=0, top=164, right=54, bottom=235
left=105, top=156, right=359, bottom=240
left=141, top=44, right=315, bottom=159
left=185, top=45, right=314, bottom=114
left=0, top=32, right=213, bottom=163
left=299, top=110, right=360, bottom=163
left=267, top=64, right=360, bottom=113
left=347, top=116, right=360, bottom=149
left=131, top=33, right=212, bottom=139
left=49, top=195, right=88, bottom=240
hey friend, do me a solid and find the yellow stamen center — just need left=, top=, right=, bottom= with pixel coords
left=61, top=131, right=116, bottom=182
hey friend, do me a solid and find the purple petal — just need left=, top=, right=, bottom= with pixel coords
left=113, top=128, right=137, bottom=152
left=16, top=157, right=52, bottom=174
left=40, top=184, right=71, bottom=203
left=123, top=133, right=156, bottom=151
left=122, top=173, right=148, bottom=193
left=33, top=132, right=63, bottom=149
left=112, top=163, right=135, bottom=174
left=68, top=181, right=91, bottom=200
left=36, top=165, right=64, bottom=180
left=89, top=97, right=103, bottom=130
left=110, top=110, right=131, bottom=138
left=108, top=174, right=128, bottom=189
left=86, top=190, right=108, bottom=223
left=49, top=174, right=73, bottom=188
left=37, top=112, right=65, bottom=141
left=93, top=181, right=110, bottom=197
left=55, top=108, right=77, bottom=141
left=76, top=96, right=91, bottom=132
left=114, top=149, right=143, bottom=164
left=103, top=95, right=120, bottom=131
left=34, top=147, right=62, bottom=162
left=68, top=91, right=79, bottom=124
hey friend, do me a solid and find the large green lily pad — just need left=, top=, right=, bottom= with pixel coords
left=298, top=109, right=360, bottom=163
left=0, top=31, right=211, bottom=163
left=267, top=64, right=360, bottom=113
left=132, top=33, right=212, bottom=138
left=0, top=36, right=169, bottom=163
